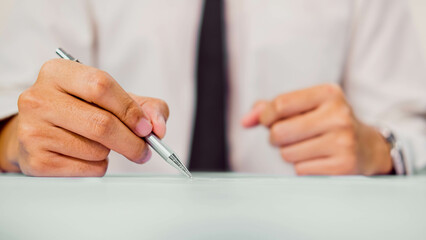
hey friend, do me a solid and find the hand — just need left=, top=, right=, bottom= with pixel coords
left=0, top=59, right=169, bottom=176
left=242, top=84, right=393, bottom=176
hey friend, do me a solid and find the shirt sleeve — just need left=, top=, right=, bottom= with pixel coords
left=0, top=0, right=96, bottom=120
left=343, top=0, right=426, bottom=174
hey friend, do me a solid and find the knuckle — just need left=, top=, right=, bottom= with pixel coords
left=18, top=88, right=42, bottom=112
left=269, top=124, right=281, bottom=146
left=338, top=156, right=358, bottom=175
left=334, top=107, right=354, bottom=129
left=39, top=59, right=61, bottom=78
left=129, top=142, right=147, bottom=162
left=157, top=99, right=170, bottom=119
left=280, top=148, right=294, bottom=163
left=17, top=123, right=39, bottom=146
left=90, top=112, right=115, bottom=138
left=334, top=116, right=350, bottom=130
left=336, top=131, right=356, bottom=149
left=92, top=167, right=108, bottom=177
left=322, top=83, right=343, bottom=97
left=88, top=70, right=113, bottom=101
left=340, top=104, right=353, bottom=120
left=294, top=164, right=306, bottom=176
left=71, top=159, right=108, bottom=177
left=86, top=160, right=108, bottom=177
left=24, top=156, right=48, bottom=176
left=121, top=101, right=142, bottom=125
left=273, top=96, right=285, bottom=114
left=90, top=145, right=110, bottom=161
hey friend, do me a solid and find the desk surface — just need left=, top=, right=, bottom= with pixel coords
left=1, top=173, right=426, bottom=240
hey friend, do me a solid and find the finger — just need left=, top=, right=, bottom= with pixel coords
left=279, top=133, right=334, bottom=163
left=259, top=84, right=342, bottom=127
left=241, top=100, right=268, bottom=128
left=294, top=156, right=358, bottom=176
left=43, top=92, right=152, bottom=164
left=268, top=107, right=327, bottom=146
left=144, top=106, right=167, bottom=139
left=41, top=125, right=111, bottom=162
left=268, top=100, right=352, bottom=146
left=129, top=93, right=170, bottom=139
left=39, top=59, right=152, bottom=137
left=21, top=151, right=108, bottom=177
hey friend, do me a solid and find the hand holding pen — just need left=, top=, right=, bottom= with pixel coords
left=0, top=48, right=190, bottom=177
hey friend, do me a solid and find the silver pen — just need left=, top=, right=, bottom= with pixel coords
left=56, top=48, right=192, bottom=178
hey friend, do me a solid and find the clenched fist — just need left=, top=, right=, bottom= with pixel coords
left=242, top=84, right=393, bottom=176
left=0, top=59, right=169, bottom=176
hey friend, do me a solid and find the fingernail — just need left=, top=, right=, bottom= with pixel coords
left=157, top=114, right=166, bottom=126
left=154, top=114, right=167, bottom=138
left=242, top=104, right=262, bottom=120
left=135, top=118, right=153, bottom=137
left=241, top=114, right=251, bottom=126
left=137, top=149, right=152, bottom=164
left=241, top=108, right=259, bottom=127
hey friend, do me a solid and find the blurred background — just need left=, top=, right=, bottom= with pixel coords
left=410, top=0, right=426, bottom=55
left=1, top=0, right=426, bottom=54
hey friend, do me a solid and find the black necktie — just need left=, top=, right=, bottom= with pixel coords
left=189, top=0, right=228, bottom=171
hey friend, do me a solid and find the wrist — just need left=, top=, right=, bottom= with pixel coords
left=0, top=115, right=20, bottom=172
left=373, top=128, right=393, bottom=175
left=358, top=123, right=393, bottom=175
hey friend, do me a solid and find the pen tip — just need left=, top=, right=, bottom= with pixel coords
left=168, top=153, right=193, bottom=178
left=182, top=167, right=192, bottom=179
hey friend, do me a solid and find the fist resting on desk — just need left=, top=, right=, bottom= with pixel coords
left=242, top=84, right=393, bottom=176
left=0, top=59, right=169, bottom=176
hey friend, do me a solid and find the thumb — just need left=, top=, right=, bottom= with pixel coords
left=128, top=93, right=169, bottom=139
left=241, top=100, right=268, bottom=128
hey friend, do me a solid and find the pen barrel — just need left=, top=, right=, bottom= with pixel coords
left=144, top=133, right=173, bottom=159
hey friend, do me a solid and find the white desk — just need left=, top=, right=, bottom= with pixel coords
left=1, top=173, right=425, bottom=240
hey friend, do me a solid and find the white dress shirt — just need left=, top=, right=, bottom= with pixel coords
left=0, top=0, right=425, bottom=174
